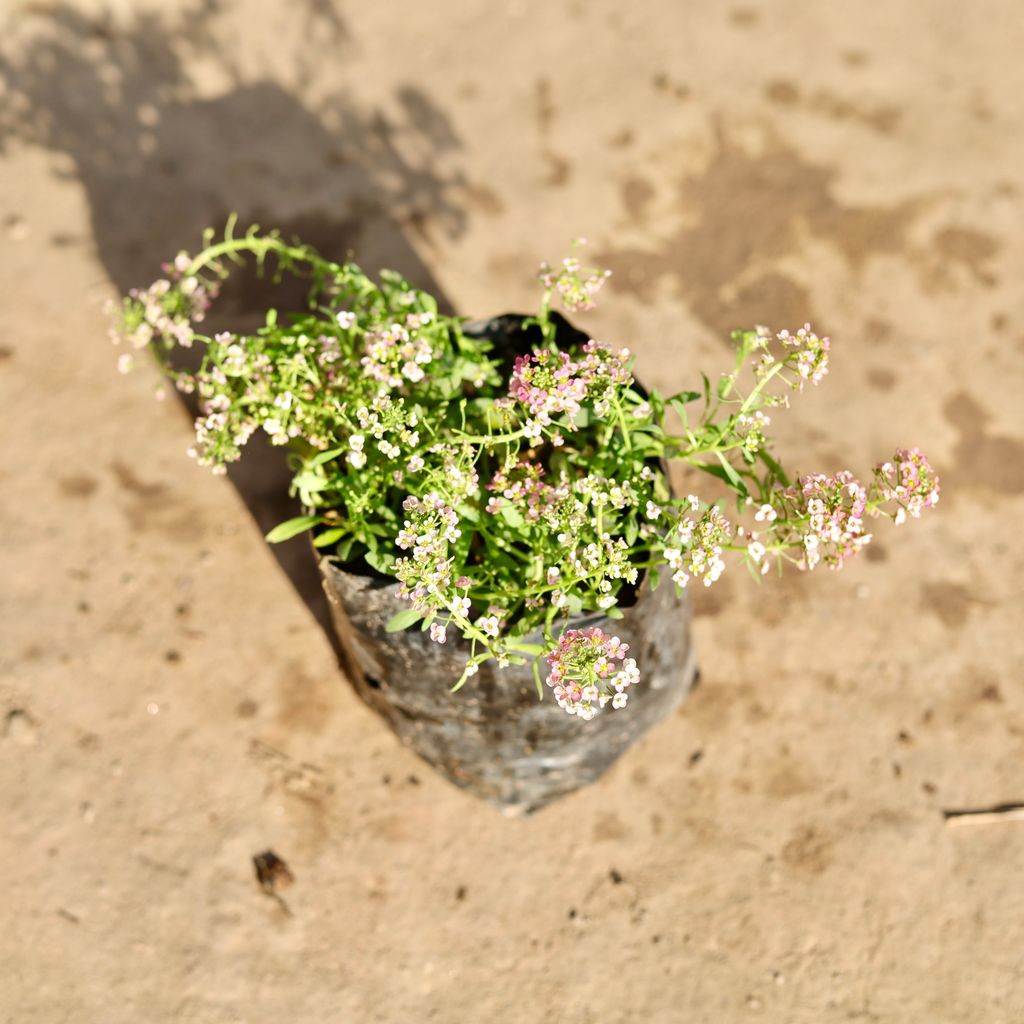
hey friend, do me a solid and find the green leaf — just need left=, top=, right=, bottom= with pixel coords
left=698, top=454, right=750, bottom=498
left=500, top=505, right=525, bottom=528
left=624, top=516, right=639, bottom=546
left=714, top=450, right=745, bottom=490
left=757, top=447, right=791, bottom=488
left=312, top=527, right=347, bottom=548
left=308, top=446, right=346, bottom=468
left=631, top=434, right=663, bottom=455
left=669, top=391, right=701, bottom=409
left=385, top=608, right=422, bottom=633
left=292, top=472, right=329, bottom=493
left=364, top=548, right=393, bottom=574
left=604, top=605, right=624, bottom=619
left=265, top=515, right=320, bottom=543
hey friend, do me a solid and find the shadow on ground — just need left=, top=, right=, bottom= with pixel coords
left=0, top=0, right=472, bottom=646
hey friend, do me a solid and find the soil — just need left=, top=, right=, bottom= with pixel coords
left=1, top=1, right=1022, bottom=1022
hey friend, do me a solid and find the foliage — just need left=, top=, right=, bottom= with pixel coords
left=114, top=220, right=940, bottom=717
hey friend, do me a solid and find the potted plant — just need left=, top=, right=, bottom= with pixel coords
left=114, top=220, right=940, bottom=812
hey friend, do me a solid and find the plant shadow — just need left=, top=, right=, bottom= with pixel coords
left=0, top=0, right=475, bottom=653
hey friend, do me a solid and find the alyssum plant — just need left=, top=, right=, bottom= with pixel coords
left=115, top=222, right=939, bottom=721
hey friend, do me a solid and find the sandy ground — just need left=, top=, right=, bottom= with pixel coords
left=2, top=1, right=1023, bottom=1021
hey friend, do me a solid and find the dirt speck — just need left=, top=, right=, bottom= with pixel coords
left=765, top=80, right=800, bottom=105
left=593, top=813, right=629, bottom=841
left=919, top=581, right=975, bottom=629
left=621, top=177, right=655, bottom=224
left=781, top=826, right=832, bottom=874
left=978, top=682, right=1003, bottom=703
left=276, top=660, right=336, bottom=733
left=3, top=709, right=39, bottom=746
left=58, top=474, right=98, bottom=498
left=865, top=366, right=896, bottom=391
left=930, top=227, right=1000, bottom=289
left=766, top=761, right=816, bottom=798
left=110, top=461, right=168, bottom=500
left=542, top=151, right=572, bottom=188
left=730, top=7, right=759, bottom=27
left=865, top=541, right=888, bottom=563
left=534, top=78, right=555, bottom=136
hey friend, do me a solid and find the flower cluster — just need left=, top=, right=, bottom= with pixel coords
left=545, top=627, right=640, bottom=719
left=486, top=457, right=569, bottom=522
left=115, top=224, right=940, bottom=724
left=749, top=323, right=831, bottom=392
left=775, top=471, right=871, bottom=571
left=507, top=339, right=633, bottom=429
left=538, top=246, right=611, bottom=313
left=394, top=494, right=462, bottom=611
left=508, top=349, right=589, bottom=425
left=113, top=252, right=217, bottom=372
left=661, top=499, right=732, bottom=588
left=875, top=448, right=940, bottom=524
left=360, top=313, right=438, bottom=388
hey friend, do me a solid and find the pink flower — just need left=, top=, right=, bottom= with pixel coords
left=874, top=448, right=940, bottom=522
left=543, top=627, right=642, bottom=720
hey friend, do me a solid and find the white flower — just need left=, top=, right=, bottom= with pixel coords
left=546, top=566, right=560, bottom=586
left=429, top=623, right=447, bottom=644
left=612, top=692, right=628, bottom=709
left=336, top=311, right=356, bottom=329
left=349, top=434, right=365, bottom=452
left=477, top=615, right=500, bottom=638
left=748, top=541, right=766, bottom=563
left=402, top=361, right=425, bottom=383
left=347, top=450, right=367, bottom=469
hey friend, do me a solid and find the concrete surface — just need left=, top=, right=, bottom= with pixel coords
left=1, top=1, right=1022, bottom=1021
